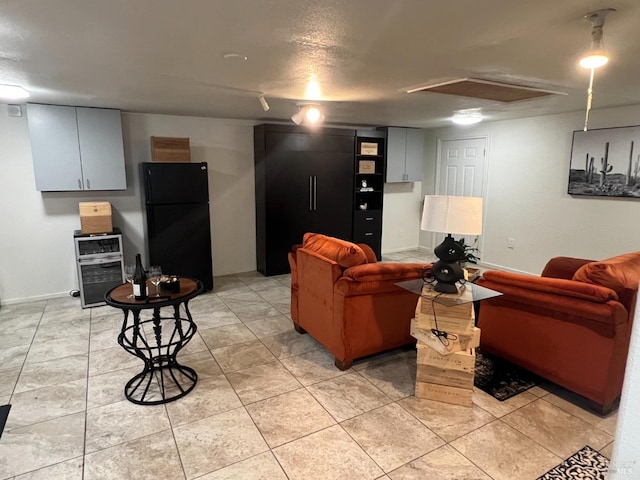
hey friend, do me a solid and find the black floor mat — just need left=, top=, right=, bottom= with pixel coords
left=474, top=350, right=541, bottom=401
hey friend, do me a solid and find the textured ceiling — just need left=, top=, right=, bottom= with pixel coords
left=0, top=0, right=638, bottom=128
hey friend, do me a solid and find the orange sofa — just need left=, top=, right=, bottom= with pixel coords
left=288, top=233, right=431, bottom=370
left=477, top=252, right=640, bottom=414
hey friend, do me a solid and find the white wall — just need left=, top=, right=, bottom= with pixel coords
left=610, top=293, right=640, bottom=478
left=422, top=104, right=640, bottom=274
left=0, top=109, right=421, bottom=303
left=381, top=181, right=423, bottom=253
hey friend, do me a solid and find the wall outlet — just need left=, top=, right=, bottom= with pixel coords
left=507, top=237, right=516, bottom=249
left=399, top=230, right=405, bottom=238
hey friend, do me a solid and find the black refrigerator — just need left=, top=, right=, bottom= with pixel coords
left=142, top=162, right=214, bottom=290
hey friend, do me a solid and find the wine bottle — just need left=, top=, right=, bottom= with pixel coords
left=133, top=254, right=147, bottom=300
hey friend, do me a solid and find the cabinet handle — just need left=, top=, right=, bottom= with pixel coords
left=364, top=232, right=374, bottom=236
left=309, top=176, right=313, bottom=211
left=78, top=179, right=82, bottom=189
left=86, top=179, right=91, bottom=189
left=313, top=176, right=317, bottom=211
left=365, top=217, right=374, bottom=221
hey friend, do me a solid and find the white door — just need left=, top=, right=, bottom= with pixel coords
left=435, top=137, right=486, bottom=249
left=438, top=137, right=486, bottom=197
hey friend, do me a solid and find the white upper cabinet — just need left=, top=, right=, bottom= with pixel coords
left=27, top=103, right=127, bottom=191
left=382, top=127, right=424, bottom=183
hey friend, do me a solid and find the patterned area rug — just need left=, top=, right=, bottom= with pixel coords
left=538, top=446, right=610, bottom=479
left=0, top=405, right=10, bottom=439
left=474, top=350, right=541, bottom=401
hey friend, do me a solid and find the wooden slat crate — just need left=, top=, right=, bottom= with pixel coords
left=415, top=381, right=473, bottom=407
left=150, top=136, right=191, bottom=162
left=416, top=363, right=475, bottom=389
left=414, top=297, right=474, bottom=337
left=417, top=345, right=476, bottom=373
left=411, top=320, right=480, bottom=355
left=79, top=202, right=112, bottom=234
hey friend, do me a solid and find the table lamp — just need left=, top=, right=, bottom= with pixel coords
left=421, top=195, right=483, bottom=293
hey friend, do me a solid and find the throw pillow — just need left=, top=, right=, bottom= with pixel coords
left=572, top=251, right=640, bottom=294
left=302, top=233, right=367, bottom=268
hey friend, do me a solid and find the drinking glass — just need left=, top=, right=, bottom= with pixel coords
left=124, top=265, right=135, bottom=298
left=148, top=266, right=162, bottom=297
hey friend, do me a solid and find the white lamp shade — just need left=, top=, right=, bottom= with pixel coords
left=421, top=195, right=483, bottom=235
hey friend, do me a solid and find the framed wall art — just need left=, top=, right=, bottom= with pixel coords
left=568, top=125, right=640, bottom=198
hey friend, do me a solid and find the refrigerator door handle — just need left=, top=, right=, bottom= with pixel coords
left=309, top=176, right=313, bottom=211
left=313, top=176, right=317, bottom=211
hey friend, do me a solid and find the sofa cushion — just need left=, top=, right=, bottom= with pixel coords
left=302, top=233, right=367, bottom=268
left=572, top=252, right=640, bottom=294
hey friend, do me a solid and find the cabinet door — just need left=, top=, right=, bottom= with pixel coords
left=312, top=135, right=354, bottom=238
left=405, top=128, right=424, bottom=182
left=27, top=104, right=83, bottom=191
left=77, top=108, right=127, bottom=190
left=385, top=127, right=407, bottom=183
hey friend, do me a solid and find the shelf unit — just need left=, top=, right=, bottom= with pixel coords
left=353, top=131, right=386, bottom=259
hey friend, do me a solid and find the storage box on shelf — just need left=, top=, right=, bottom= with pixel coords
left=79, top=201, right=113, bottom=234
left=150, top=136, right=191, bottom=163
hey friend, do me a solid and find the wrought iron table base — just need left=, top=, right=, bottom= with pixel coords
left=117, top=305, right=198, bottom=405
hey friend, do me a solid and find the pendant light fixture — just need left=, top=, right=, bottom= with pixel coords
left=579, top=8, right=615, bottom=131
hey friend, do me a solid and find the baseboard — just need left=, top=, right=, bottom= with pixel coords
left=477, top=261, right=535, bottom=276
left=0, top=291, right=70, bottom=307
left=382, top=245, right=429, bottom=254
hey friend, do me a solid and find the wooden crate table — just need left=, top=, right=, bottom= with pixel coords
left=394, top=280, right=502, bottom=406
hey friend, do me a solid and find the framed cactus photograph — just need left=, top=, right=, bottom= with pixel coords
left=568, top=125, right=640, bottom=198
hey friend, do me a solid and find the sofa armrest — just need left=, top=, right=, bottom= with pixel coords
left=336, top=263, right=430, bottom=296
left=478, top=271, right=627, bottom=337
left=343, top=262, right=430, bottom=283
left=480, top=270, right=618, bottom=303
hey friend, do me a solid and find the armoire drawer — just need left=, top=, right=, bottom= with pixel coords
left=353, top=210, right=382, bottom=240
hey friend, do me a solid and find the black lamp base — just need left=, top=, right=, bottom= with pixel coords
left=430, top=234, right=465, bottom=293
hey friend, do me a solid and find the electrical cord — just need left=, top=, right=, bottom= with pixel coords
left=430, top=292, right=458, bottom=347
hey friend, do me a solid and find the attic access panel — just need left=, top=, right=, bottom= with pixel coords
left=409, top=78, right=561, bottom=102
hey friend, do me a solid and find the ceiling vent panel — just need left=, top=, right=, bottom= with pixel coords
left=407, top=78, right=563, bottom=102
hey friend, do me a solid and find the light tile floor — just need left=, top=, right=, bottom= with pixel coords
left=0, top=250, right=617, bottom=479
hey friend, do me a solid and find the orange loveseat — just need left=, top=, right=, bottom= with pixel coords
left=477, top=252, right=640, bottom=414
left=288, top=233, right=431, bottom=370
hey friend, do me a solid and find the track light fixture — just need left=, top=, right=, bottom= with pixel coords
left=291, top=103, right=325, bottom=125
left=258, top=94, right=270, bottom=112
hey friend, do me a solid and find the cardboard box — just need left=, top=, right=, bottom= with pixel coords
left=414, top=297, right=474, bottom=336
left=415, top=381, right=473, bottom=406
left=150, top=136, right=191, bottom=162
left=79, top=202, right=112, bottom=234
left=411, top=321, right=480, bottom=355
left=416, top=345, right=476, bottom=373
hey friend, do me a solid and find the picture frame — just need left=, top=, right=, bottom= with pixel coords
left=358, top=160, right=376, bottom=174
left=568, top=125, right=640, bottom=198
left=360, top=142, right=379, bottom=156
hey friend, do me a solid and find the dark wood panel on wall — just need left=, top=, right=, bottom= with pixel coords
left=254, top=124, right=358, bottom=276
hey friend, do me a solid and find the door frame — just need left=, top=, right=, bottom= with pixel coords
left=432, top=135, right=491, bottom=256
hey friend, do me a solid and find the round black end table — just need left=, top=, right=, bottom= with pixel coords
left=105, top=277, right=203, bottom=405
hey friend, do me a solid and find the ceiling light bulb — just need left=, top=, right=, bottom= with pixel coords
left=0, top=85, right=30, bottom=100
left=580, top=54, right=608, bottom=69
left=305, top=106, right=322, bottom=123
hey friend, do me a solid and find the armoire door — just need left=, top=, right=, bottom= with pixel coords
left=311, top=135, right=355, bottom=239
left=264, top=132, right=315, bottom=275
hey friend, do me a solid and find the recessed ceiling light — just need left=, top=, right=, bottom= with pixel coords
left=0, top=85, right=30, bottom=100
left=451, top=109, right=483, bottom=125
left=223, top=53, right=248, bottom=61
